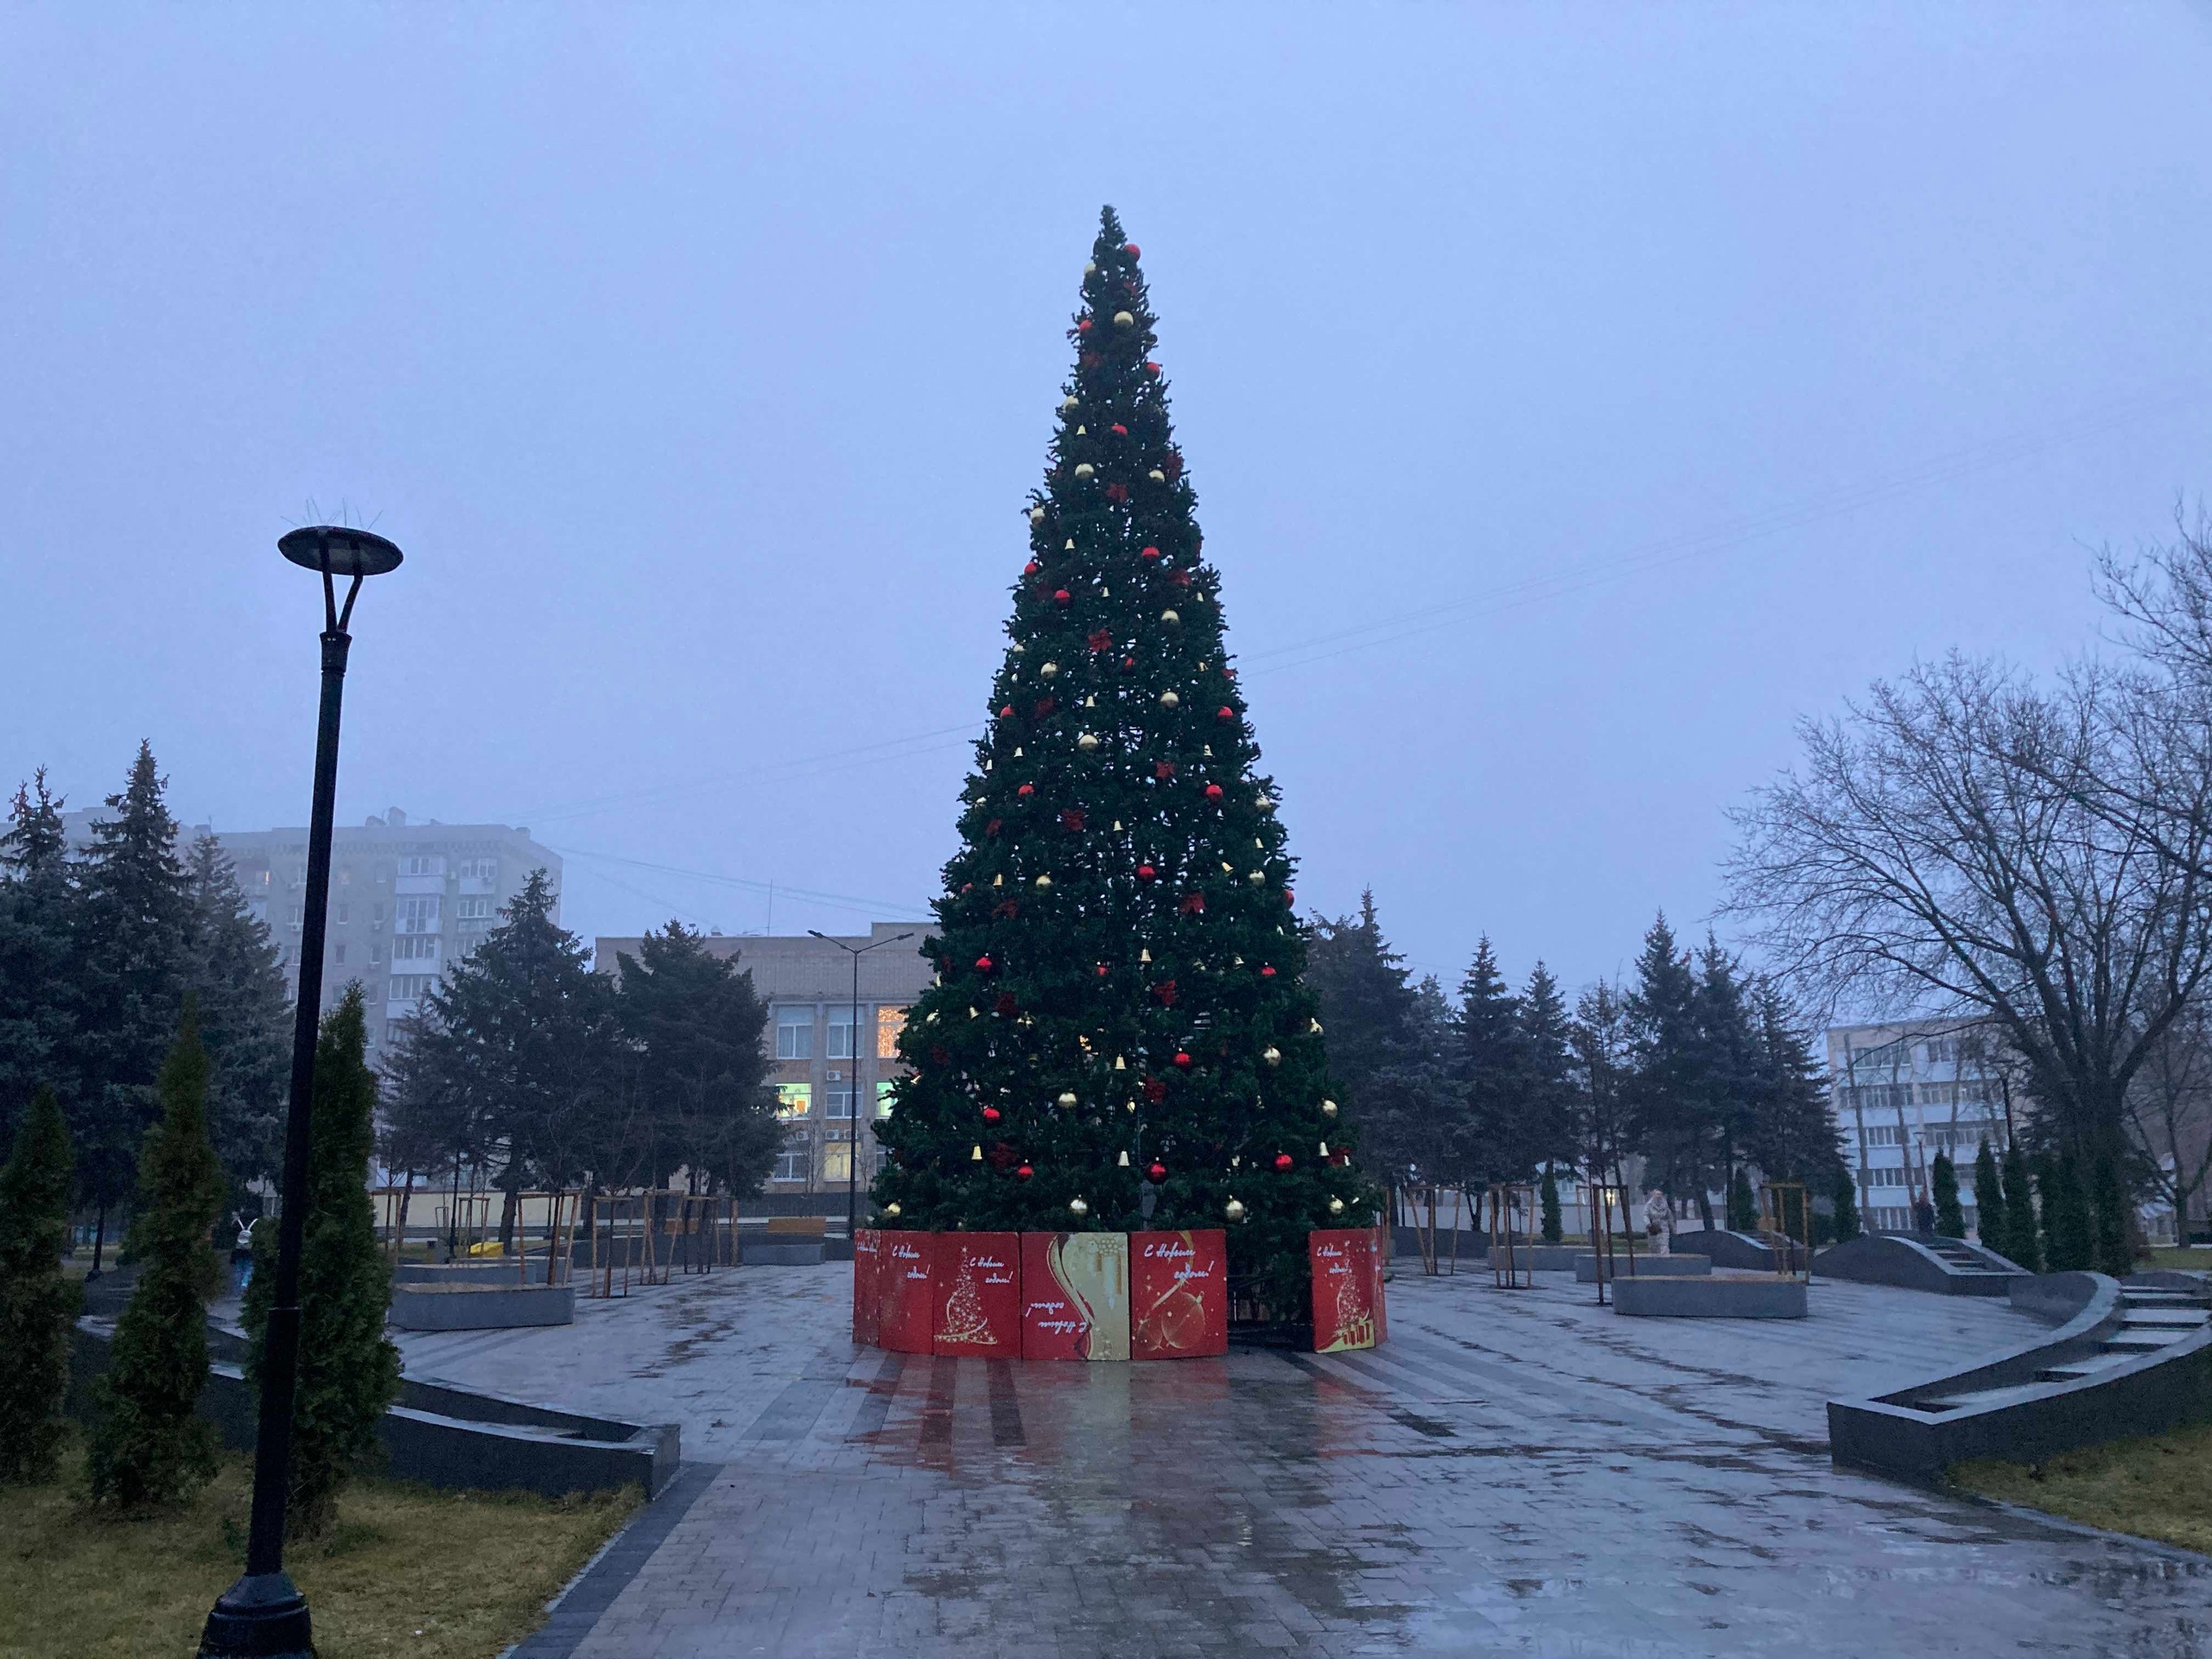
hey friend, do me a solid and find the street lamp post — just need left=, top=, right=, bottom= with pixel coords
left=807, top=929, right=912, bottom=1248
left=201, top=527, right=403, bottom=1659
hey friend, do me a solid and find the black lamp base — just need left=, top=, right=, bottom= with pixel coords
left=200, top=1570, right=314, bottom=1658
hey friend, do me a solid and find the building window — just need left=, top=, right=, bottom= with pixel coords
left=823, top=1145, right=853, bottom=1182
left=776, top=1083, right=812, bottom=1120
left=334, top=944, right=347, bottom=965
left=370, top=944, right=384, bottom=965
left=876, top=1080, right=896, bottom=1119
left=399, top=855, right=444, bottom=878
left=772, top=1145, right=807, bottom=1182
left=828, top=1007, right=855, bottom=1060
left=877, top=1006, right=906, bottom=1058
left=397, top=897, right=439, bottom=934
left=389, top=975, right=435, bottom=1001
left=336, top=903, right=350, bottom=925
left=339, top=867, right=353, bottom=887
left=456, top=896, right=493, bottom=919
left=826, top=1086, right=855, bottom=1119
left=392, top=936, right=437, bottom=961
left=458, top=857, right=498, bottom=880
left=776, top=1007, right=814, bottom=1060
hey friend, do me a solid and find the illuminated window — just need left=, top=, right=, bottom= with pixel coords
left=775, top=1007, right=814, bottom=1060
left=776, top=1083, right=812, bottom=1120
left=875, top=1080, right=896, bottom=1119
left=828, top=1007, right=855, bottom=1059
left=876, top=1006, right=906, bottom=1058
left=823, top=1145, right=853, bottom=1182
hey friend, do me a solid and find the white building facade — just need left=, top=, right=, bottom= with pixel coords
left=1827, top=1020, right=2014, bottom=1236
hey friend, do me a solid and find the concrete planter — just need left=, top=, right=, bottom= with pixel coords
left=743, top=1241, right=825, bottom=1266
left=393, top=1261, right=553, bottom=1287
left=1613, top=1276, right=1807, bottom=1319
left=389, top=1281, right=576, bottom=1332
left=1576, top=1253, right=1710, bottom=1282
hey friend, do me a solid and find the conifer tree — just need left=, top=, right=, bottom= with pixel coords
left=75, top=742, right=194, bottom=1259
left=873, top=209, right=1374, bottom=1316
left=1538, top=1164, right=1562, bottom=1243
left=614, top=922, right=779, bottom=1192
left=2039, top=1149, right=2093, bottom=1273
left=87, top=997, right=226, bottom=1509
left=0, top=1084, right=79, bottom=1484
left=1830, top=1164, right=1861, bottom=1243
left=1456, top=938, right=1528, bottom=1185
left=181, top=835, right=289, bottom=1196
left=1727, top=1165, right=1758, bottom=1232
left=1625, top=914, right=1704, bottom=1209
left=241, top=988, right=400, bottom=1535
left=2000, top=1145, right=2042, bottom=1271
left=1972, top=1140, right=2005, bottom=1252
left=1931, top=1150, right=1966, bottom=1238
left=1517, top=963, right=1580, bottom=1179
left=0, top=772, right=79, bottom=1150
left=2088, top=1149, right=2134, bottom=1276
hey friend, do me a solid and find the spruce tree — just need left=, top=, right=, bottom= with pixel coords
left=1931, top=1150, right=1966, bottom=1238
left=614, top=922, right=778, bottom=1192
left=0, top=1084, right=79, bottom=1484
left=0, top=772, right=79, bottom=1149
left=1457, top=938, right=1528, bottom=1186
left=2088, top=1148, right=2134, bottom=1277
left=1972, top=1141, right=2005, bottom=1253
left=1830, top=1164, right=1861, bottom=1243
left=2001, top=1144, right=2042, bottom=1272
left=1625, top=914, right=1704, bottom=1211
left=75, top=742, right=194, bottom=1255
left=241, top=988, right=401, bottom=1535
left=87, top=997, right=226, bottom=1509
left=1538, top=1164, right=1562, bottom=1243
left=181, top=835, right=289, bottom=1197
left=1518, top=963, right=1580, bottom=1180
left=873, top=209, right=1373, bottom=1317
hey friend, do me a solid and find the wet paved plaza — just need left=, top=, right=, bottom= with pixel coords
left=399, top=1265, right=2212, bottom=1656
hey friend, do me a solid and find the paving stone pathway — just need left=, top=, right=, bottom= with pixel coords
left=397, top=1266, right=2212, bottom=1656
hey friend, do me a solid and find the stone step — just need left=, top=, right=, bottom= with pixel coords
left=2120, top=1308, right=2209, bottom=1328
left=2036, top=1352, right=2138, bottom=1382
left=2102, top=1333, right=2186, bottom=1353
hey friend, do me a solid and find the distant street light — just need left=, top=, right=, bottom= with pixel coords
left=808, top=928, right=913, bottom=1249
left=201, top=526, right=403, bottom=1659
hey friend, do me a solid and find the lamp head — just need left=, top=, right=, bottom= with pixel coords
left=279, top=526, right=404, bottom=577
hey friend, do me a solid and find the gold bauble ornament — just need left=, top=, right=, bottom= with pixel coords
left=1328, top=1197, right=1344, bottom=1217
left=1057, top=1090, right=1077, bottom=1108
left=1070, top=1197, right=1089, bottom=1217
left=1029, top=506, right=1046, bottom=525
left=886, top=1202, right=902, bottom=1217
left=1248, top=871, right=1266, bottom=887
left=1225, top=1198, right=1247, bottom=1223
left=1161, top=609, right=1180, bottom=626
left=1321, top=1099, right=1338, bottom=1118
left=1256, top=794, right=1275, bottom=813
left=1040, top=660, right=1059, bottom=678
left=1077, top=732, right=1100, bottom=753
left=1062, top=394, right=1080, bottom=411
left=1034, top=874, right=1052, bottom=889
left=1263, top=1046, right=1282, bottom=1066
left=1074, top=462, right=1094, bottom=480
left=1113, top=310, right=1135, bottom=327
left=1148, top=469, right=1166, bottom=483
left=1084, top=261, right=1097, bottom=276
left=1159, top=690, right=1180, bottom=709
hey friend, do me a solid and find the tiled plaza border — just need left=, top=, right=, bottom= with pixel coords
left=1947, top=1488, right=2212, bottom=1573
left=500, top=1462, right=722, bottom=1659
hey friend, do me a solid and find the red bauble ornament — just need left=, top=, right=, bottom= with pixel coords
left=1111, top=423, right=1128, bottom=436
left=1135, top=862, right=1157, bottom=883
left=1147, top=1160, right=1168, bottom=1185
left=1022, top=560, right=1039, bottom=576
left=1017, top=783, right=1035, bottom=798
left=982, top=1106, right=1001, bottom=1123
left=1261, top=964, right=1277, bottom=978
left=1273, top=1153, right=1294, bottom=1172
left=1053, top=588, right=1072, bottom=607
left=1217, top=706, right=1235, bottom=721
left=997, top=705, right=1014, bottom=720
left=1096, top=963, right=1109, bottom=977
left=1171, top=568, right=1192, bottom=588
left=960, top=881, right=973, bottom=894
left=1122, top=655, right=1137, bottom=671
left=975, top=955, right=995, bottom=973
left=1145, top=360, right=1161, bottom=376
left=1016, top=1163, right=1035, bottom=1181
left=1173, top=1050, right=1193, bottom=1070
left=1141, top=544, right=1161, bottom=562
left=1205, top=783, right=1224, bottom=802
left=1125, top=243, right=1141, bottom=259
left=1032, top=696, right=1055, bottom=718
left=1077, top=318, right=1093, bottom=334
left=1283, top=888, right=1296, bottom=906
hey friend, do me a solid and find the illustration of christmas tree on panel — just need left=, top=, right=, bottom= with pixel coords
left=874, top=207, right=1379, bottom=1317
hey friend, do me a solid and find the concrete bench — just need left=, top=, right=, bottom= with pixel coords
left=1575, top=1253, right=1710, bottom=1282
left=747, top=1214, right=826, bottom=1266
left=389, top=1281, right=576, bottom=1331
left=1612, top=1276, right=1807, bottom=1319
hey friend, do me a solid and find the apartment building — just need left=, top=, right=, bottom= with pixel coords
left=66, top=805, right=562, bottom=1063
left=1827, top=1020, right=2013, bottom=1236
left=594, top=921, right=934, bottom=1198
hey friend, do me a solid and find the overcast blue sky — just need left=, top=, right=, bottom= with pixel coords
left=4, top=6, right=2209, bottom=995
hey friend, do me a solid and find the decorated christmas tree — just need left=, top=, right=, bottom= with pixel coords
left=873, top=207, right=1376, bottom=1317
